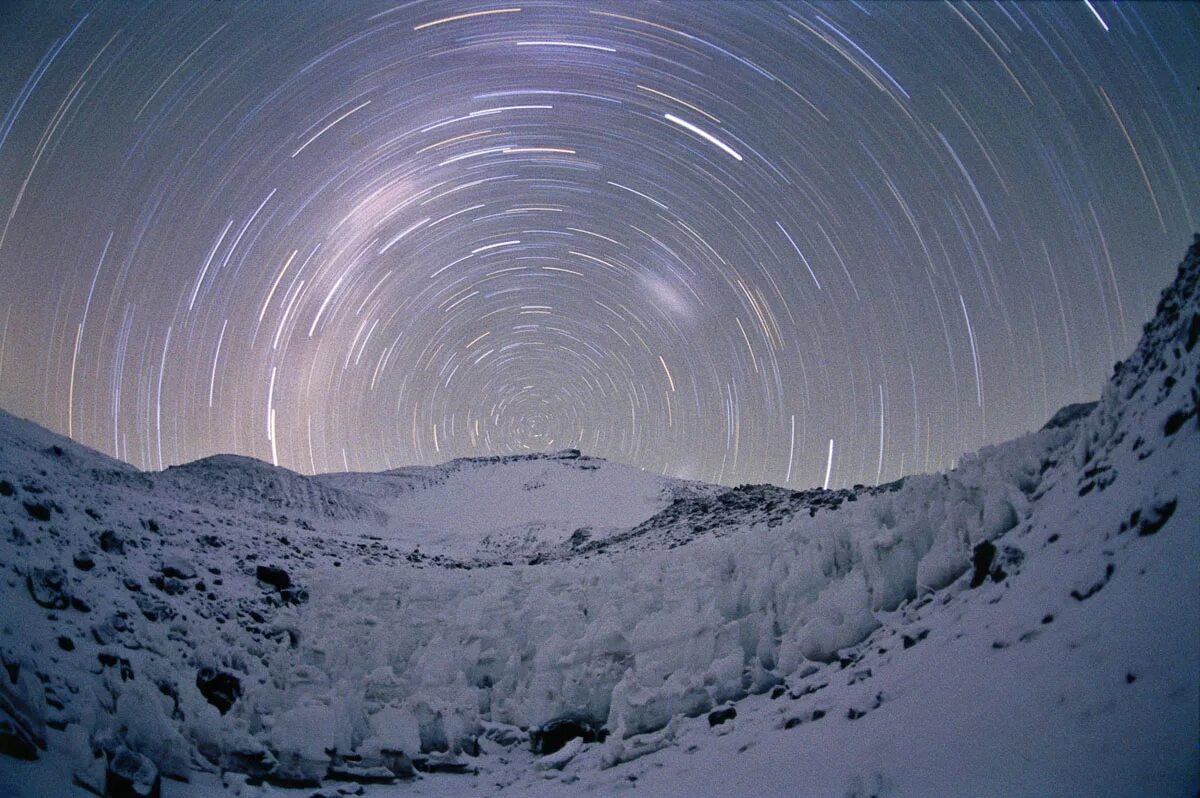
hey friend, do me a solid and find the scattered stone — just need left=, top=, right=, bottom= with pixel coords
left=0, top=716, right=38, bottom=760
left=531, top=716, right=600, bottom=755
left=379, top=749, right=416, bottom=778
left=56, top=636, right=74, bottom=652
left=256, top=565, right=291, bottom=591
left=707, top=706, right=737, bottom=726
left=22, top=502, right=50, bottom=522
left=1071, top=563, right=1115, bottom=601
left=104, top=746, right=161, bottom=798
left=280, top=586, right=309, bottom=606
left=98, top=530, right=124, bottom=554
left=196, top=668, right=241, bottom=715
left=0, top=662, right=47, bottom=761
left=1138, top=498, right=1176, bottom=536
left=970, top=541, right=996, bottom=588
left=159, top=557, right=196, bottom=580
left=134, top=594, right=175, bottom=623
left=149, top=574, right=188, bottom=596
left=72, top=552, right=95, bottom=572
left=26, top=566, right=69, bottom=609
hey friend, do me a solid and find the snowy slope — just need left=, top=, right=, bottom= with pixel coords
left=314, top=451, right=721, bottom=558
left=0, top=237, right=1196, bottom=797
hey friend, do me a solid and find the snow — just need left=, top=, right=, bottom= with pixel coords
left=0, top=236, right=1197, bottom=795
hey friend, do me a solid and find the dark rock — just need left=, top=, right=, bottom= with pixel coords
left=1041, top=401, right=1098, bottom=430
left=105, top=746, right=161, bottom=798
left=970, top=541, right=997, bottom=588
left=1138, top=498, right=1176, bottom=536
left=98, top=530, right=124, bottom=554
left=0, top=480, right=12, bottom=496
left=1071, top=563, right=1115, bottom=601
left=223, top=747, right=274, bottom=781
left=327, top=752, right=399, bottom=783
left=195, top=668, right=241, bottom=715
left=57, top=636, right=74, bottom=652
left=73, top=552, right=95, bottom=571
left=255, top=565, right=290, bottom=591
left=280, top=586, right=308, bottom=606
left=95, top=653, right=134, bottom=681
left=380, top=748, right=416, bottom=778
left=134, top=594, right=174, bottom=622
left=1163, top=408, right=1192, bottom=436
left=159, top=558, right=196, bottom=580
left=0, top=716, right=39, bottom=760
left=0, top=661, right=47, bottom=761
left=26, top=566, right=69, bottom=609
left=530, top=716, right=601, bottom=755
left=149, top=575, right=188, bottom=596
left=707, top=706, right=737, bottom=726
left=22, top=502, right=50, bottom=522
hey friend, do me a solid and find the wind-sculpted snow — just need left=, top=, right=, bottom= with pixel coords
left=0, top=238, right=1196, bottom=794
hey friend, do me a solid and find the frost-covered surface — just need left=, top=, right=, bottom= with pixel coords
left=0, top=238, right=1197, bottom=796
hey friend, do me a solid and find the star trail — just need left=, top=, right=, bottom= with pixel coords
left=0, top=1, right=1196, bottom=488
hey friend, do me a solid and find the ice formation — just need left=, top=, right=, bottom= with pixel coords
left=0, top=238, right=1197, bottom=795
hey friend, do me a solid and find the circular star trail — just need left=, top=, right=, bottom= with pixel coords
left=0, top=1, right=1197, bottom=488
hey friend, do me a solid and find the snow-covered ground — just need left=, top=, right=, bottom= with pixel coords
left=1, top=237, right=1197, bottom=796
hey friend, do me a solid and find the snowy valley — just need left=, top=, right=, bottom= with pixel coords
left=0, top=238, right=1197, bottom=797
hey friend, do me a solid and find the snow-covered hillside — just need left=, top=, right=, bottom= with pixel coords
left=0, top=237, right=1197, bottom=797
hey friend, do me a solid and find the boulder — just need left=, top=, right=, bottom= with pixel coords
left=195, top=668, right=241, bottom=715
left=530, top=716, right=601, bottom=755
left=104, top=746, right=161, bottom=798
left=707, top=705, right=737, bottom=726
left=255, top=565, right=290, bottom=590
left=159, top=557, right=195, bottom=580
left=26, top=566, right=69, bottom=609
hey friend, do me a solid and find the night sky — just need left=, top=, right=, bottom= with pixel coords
left=0, top=1, right=1196, bottom=488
